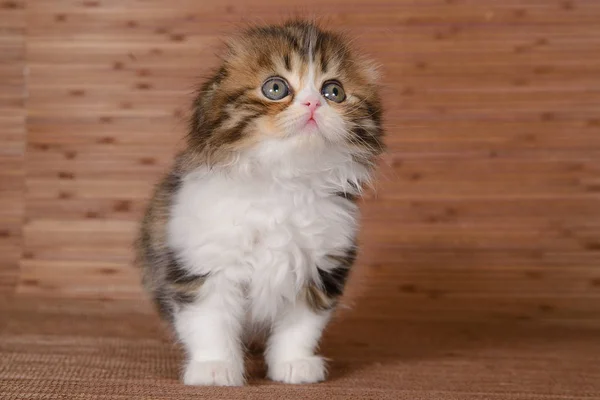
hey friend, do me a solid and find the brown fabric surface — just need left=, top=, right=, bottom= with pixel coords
left=1, top=298, right=599, bottom=399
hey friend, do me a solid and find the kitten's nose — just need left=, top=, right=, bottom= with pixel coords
left=302, top=96, right=322, bottom=113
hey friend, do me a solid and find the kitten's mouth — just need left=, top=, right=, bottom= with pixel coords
left=303, top=115, right=319, bottom=131
left=294, top=113, right=320, bottom=134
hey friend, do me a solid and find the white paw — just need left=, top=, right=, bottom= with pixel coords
left=183, top=360, right=244, bottom=386
left=268, top=356, right=326, bottom=384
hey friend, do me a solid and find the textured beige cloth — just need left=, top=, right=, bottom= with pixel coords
left=1, top=298, right=599, bottom=399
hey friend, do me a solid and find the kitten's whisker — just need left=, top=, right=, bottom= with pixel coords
left=345, top=130, right=380, bottom=155
left=345, top=122, right=385, bottom=155
left=344, top=97, right=379, bottom=117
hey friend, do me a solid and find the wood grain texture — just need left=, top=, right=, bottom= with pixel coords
left=0, top=0, right=25, bottom=297
left=12, top=0, right=599, bottom=321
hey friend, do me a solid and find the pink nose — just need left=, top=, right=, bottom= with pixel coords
left=302, top=96, right=321, bottom=113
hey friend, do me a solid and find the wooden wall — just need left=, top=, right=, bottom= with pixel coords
left=1, top=0, right=599, bottom=324
left=0, top=0, right=25, bottom=296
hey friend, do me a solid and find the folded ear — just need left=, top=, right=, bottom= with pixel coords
left=190, top=66, right=227, bottom=137
left=357, top=56, right=382, bottom=85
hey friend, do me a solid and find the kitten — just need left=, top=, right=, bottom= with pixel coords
left=137, top=20, right=383, bottom=386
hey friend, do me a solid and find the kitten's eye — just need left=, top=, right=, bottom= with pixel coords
left=321, top=81, right=346, bottom=103
left=261, top=77, right=290, bottom=101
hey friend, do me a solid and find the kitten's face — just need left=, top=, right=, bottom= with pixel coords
left=189, top=21, right=383, bottom=164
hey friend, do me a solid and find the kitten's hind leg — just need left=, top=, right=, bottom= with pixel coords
left=265, top=299, right=332, bottom=384
left=174, top=275, right=246, bottom=386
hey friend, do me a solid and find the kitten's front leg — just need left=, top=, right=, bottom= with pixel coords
left=266, top=300, right=332, bottom=384
left=174, top=276, right=246, bottom=386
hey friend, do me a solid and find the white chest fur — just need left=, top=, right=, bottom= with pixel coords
left=168, top=145, right=368, bottom=322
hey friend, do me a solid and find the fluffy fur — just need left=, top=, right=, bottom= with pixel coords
left=137, top=20, right=384, bottom=386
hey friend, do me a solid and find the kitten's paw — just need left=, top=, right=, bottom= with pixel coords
left=183, top=360, right=244, bottom=386
left=268, top=356, right=326, bottom=384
